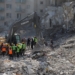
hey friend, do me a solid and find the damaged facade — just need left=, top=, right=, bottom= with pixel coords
left=34, top=0, right=68, bottom=16
left=40, top=1, right=75, bottom=38
left=42, top=2, right=74, bottom=29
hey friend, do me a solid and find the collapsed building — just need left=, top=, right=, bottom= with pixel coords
left=41, top=1, right=75, bottom=39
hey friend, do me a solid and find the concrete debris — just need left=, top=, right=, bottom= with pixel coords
left=0, top=41, right=75, bottom=75
left=0, top=33, right=74, bottom=75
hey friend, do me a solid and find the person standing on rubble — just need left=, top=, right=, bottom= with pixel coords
left=1, top=44, right=7, bottom=56
left=31, top=38, right=34, bottom=49
left=34, top=37, right=38, bottom=45
left=6, top=44, right=9, bottom=55
left=18, top=43, right=22, bottom=56
left=16, top=44, right=20, bottom=58
left=27, top=38, right=31, bottom=49
left=0, top=43, right=3, bottom=54
left=22, top=42, right=26, bottom=56
left=50, top=39, right=54, bottom=50
left=12, top=44, right=16, bottom=57
left=8, top=47, right=13, bottom=60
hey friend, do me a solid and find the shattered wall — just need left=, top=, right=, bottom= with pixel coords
left=41, top=6, right=64, bottom=29
left=49, top=0, right=68, bottom=6
left=63, top=2, right=74, bottom=30
left=41, top=1, right=75, bottom=30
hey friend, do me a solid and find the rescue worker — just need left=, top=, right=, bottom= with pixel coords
left=1, top=44, right=6, bottom=56
left=6, top=44, right=9, bottom=55
left=0, top=43, right=3, bottom=54
left=16, top=44, right=20, bottom=58
left=50, top=39, right=53, bottom=46
left=31, top=38, right=34, bottom=49
left=50, top=39, right=54, bottom=50
left=34, top=37, right=38, bottom=45
left=8, top=47, right=13, bottom=60
left=18, top=43, right=22, bottom=56
left=12, top=44, right=16, bottom=57
left=27, top=38, right=31, bottom=49
left=22, top=42, right=26, bottom=56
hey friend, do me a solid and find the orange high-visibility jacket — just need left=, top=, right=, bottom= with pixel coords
left=9, top=49, right=13, bottom=54
left=2, top=47, right=6, bottom=52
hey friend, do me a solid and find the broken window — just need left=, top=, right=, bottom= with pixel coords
left=17, top=13, right=21, bottom=19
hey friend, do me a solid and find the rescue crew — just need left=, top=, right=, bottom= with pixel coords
left=12, top=44, right=16, bottom=57
left=8, top=47, right=13, bottom=59
left=34, top=37, right=38, bottom=45
left=22, top=42, right=26, bottom=56
left=31, top=38, right=34, bottom=49
left=6, top=44, right=9, bottom=55
left=50, top=39, right=54, bottom=50
left=1, top=44, right=6, bottom=56
left=27, top=38, right=31, bottom=49
left=18, top=43, right=22, bottom=56
left=16, top=44, right=20, bottom=58
left=0, top=43, right=3, bottom=54
left=0, top=37, right=38, bottom=59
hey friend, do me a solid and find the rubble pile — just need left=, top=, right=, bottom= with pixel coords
left=0, top=57, right=57, bottom=75
left=0, top=41, right=75, bottom=75
left=60, top=37, right=75, bottom=64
